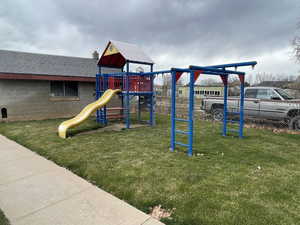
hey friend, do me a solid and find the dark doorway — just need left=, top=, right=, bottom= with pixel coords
left=1, top=108, right=7, bottom=118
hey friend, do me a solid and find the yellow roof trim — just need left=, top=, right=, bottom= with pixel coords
left=104, top=42, right=119, bottom=56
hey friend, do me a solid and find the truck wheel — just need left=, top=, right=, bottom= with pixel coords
left=289, top=115, right=300, bottom=131
left=212, top=108, right=224, bottom=121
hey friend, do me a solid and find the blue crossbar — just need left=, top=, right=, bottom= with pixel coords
left=175, top=130, right=189, bottom=135
left=175, top=141, right=189, bottom=147
left=226, top=120, right=240, bottom=124
left=228, top=129, right=239, bottom=133
left=230, top=112, right=240, bottom=115
left=175, top=118, right=189, bottom=122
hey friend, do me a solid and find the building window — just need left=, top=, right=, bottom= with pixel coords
left=50, top=81, right=79, bottom=97
left=200, top=91, right=204, bottom=95
left=178, top=90, right=182, bottom=94
left=1, top=108, right=7, bottom=119
left=215, top=91, right=220, bottom=96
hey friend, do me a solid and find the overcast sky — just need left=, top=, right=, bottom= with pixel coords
left=1, top=0, right=300, bottom=82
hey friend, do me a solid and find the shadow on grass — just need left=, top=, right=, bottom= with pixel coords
left=68, top=124, right=104, bottom=137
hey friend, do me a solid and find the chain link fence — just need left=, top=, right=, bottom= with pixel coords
left=155, top=96, right=300, bottom=134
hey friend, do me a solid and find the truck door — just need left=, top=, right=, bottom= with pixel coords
left=257, top=89, right=285, bottom=120
left=244, top=89, right=259, bottom=117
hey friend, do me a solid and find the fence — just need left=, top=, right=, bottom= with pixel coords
left=155, top=96, right=300, bottom=132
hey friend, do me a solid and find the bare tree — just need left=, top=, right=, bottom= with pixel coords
left=292, top=32, right=300, bottom=63
left=292, top=37, right=300, bottom=63
left=228, top=76, right=239, bottom=84
left=201, top=78, right=219, bottom=86
left=292, top=21, right=300, bottom=63
left=162, top=75, right=172, bottom=87
left=254, top=72, right=280, bottom=85
left=161, top=75, right=172, bottom=97
left=161, top=75, right=184, bottom=85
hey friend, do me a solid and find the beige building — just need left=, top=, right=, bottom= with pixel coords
left=155, top=85, right=224, bottom=98
left=0, top=49, right=120, bottom=121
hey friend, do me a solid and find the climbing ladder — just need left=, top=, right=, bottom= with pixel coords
left=170, top=70, right=199, bottom=156
left=220, top=74, right=245, bottom=138
left=170, top=62, right=255, bottom=156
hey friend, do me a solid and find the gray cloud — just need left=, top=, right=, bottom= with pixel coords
left=0, top=0, right=299, bottom=75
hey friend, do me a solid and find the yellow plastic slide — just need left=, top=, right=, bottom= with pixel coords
left=58, top=89, right=121, bottom=139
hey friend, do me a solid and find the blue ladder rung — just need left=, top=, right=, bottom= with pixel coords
left=228, top=129, right=239, bottom=133
left=175, top=118, right=189, bottom=122
left=175, top=141, right=189, bottom=147
left=226, top=120, right=240, bottom=124
left=175, top=130, right=189, bottom=135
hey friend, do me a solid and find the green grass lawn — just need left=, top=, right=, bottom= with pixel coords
left=0, top=115, right=299, bottom=225
left=0, top=209, right=10, bottom=225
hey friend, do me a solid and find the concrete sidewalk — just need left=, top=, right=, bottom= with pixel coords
left=0, top=135, right=164, bottom=225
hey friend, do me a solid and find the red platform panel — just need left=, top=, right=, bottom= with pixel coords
left=124, top=76, right=151, bottom=92
left=108, top=77, right=123, bottom=90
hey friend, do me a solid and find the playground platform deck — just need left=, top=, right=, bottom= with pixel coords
left=0, top=135, right=164, bottom=225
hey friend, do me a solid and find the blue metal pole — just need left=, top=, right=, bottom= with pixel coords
left=101, top=70, right=172, bottom=77
left=150, top=64, right=155, bottom=126
left=170, top=71, right=176, bottom=152
left=239, top=76, right=245, bottom=138
left=126, top=62, right=130, bottom=129
left=96, top=74, right=99, bottom=123
left=188, top=71, right=195, bottom=156
left=138, top=96, right=141, bottom=121
left=103, top=74, right=108, bottom=125
left=223, top=76, right=228, bottom=136
left=96, top=66, right=101, bottom=123
left=206, top=61, right=257, bottom=69
left=189, top=65, right=245, bottom=75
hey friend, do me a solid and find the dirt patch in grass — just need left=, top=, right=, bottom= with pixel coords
left=149, top=205, right=175, bottom=221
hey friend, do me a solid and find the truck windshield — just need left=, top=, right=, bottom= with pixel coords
left=275, top=89, right=294, bottom=100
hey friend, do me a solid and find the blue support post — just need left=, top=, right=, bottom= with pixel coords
left=222, top=76, right=228, bottom=136
left=170, top=71, right=176, bottom=152
left=125, top=62, right=130, bottom=129
left=103, top=74, right=108, bottom=125
left=137, top=96, right=141, bottom=121
left=95, top=74, right=99, bottom=123
left=96, top=66, right=101, bottom=124
left=188, top=71, right=195, bottom=156
left=239, top=75, right=245, bottom=138
left=150, top=64, right=155, bottom=126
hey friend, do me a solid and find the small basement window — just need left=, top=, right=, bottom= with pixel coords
left=50, top=81, right=79, bottom=97
left=1, top=108, right=7, bottom=119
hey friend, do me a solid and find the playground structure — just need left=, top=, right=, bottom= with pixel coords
left=96, top=41, right=155, bottom=128
left=59, top=40, right=257, bottom=156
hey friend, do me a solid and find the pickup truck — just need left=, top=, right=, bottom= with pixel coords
left=201, top=87, right=300, bottom=130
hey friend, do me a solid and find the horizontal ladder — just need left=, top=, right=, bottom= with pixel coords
left=174, top=118, right=189, bottom=122
left=175, top=141, right=189, bottom=147
left=175, top=129, right=189, bottom=135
